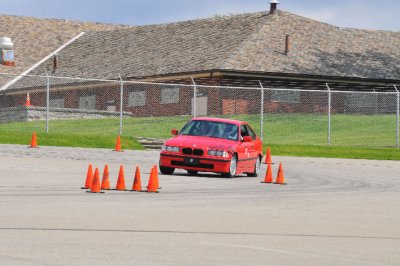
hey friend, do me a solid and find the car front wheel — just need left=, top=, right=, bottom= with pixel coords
left=247, top=156, right=261, bottom=177
left=223, top=155, right=237, bottom=178
left=160, top=166, right=175, bottom=175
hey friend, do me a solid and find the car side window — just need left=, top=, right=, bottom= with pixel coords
left=240, top=125, right=248, bottom=141
left=245, top=125, right=257, bottom=140
left=224, top=124, right=238, bottom=140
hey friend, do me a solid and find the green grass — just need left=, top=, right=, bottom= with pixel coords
left=0, top=116, right=190, bottom=139
left=267, top=144, right=400, bottom=161
left=264, top=114, right=396, bottom=147
left=0, top=130, right=142, bottom=150
left=0, top=114, right=398, bottom=159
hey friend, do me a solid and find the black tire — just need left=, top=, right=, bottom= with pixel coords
left=223, top=155, right=237, bottom=178
left=247, top=156, right=261, bottom=177
left=160, top=166, right=175, bottom=175
left=187, top=170, right=198, bottom=176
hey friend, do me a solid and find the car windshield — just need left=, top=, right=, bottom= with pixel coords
left=179, top=120, right=239, bottom=141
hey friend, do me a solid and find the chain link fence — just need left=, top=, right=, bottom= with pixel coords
left=0, top=73, right=399, bottom=148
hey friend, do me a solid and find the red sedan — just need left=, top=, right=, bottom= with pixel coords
left=159, top=117, right=263, bottom=177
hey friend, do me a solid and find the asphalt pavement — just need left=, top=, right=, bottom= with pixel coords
left=0, top=144, right=399, bottom=266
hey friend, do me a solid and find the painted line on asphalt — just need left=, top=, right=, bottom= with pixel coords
left=0, top=227, right=399, bottom=241
left=202, top=242, right=388, bottom=266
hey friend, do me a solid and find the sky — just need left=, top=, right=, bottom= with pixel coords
left=0, top=0, right=398, bottom=31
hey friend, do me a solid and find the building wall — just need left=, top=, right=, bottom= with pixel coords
left=1, top=76, right=396, bottom=117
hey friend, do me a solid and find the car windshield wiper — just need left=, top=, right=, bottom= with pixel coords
left=203, top=135, right=224, bottom=139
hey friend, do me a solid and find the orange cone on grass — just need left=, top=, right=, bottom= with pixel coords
left=131, top=166, right=142, bottom=191
left=275, top=163, right=286, bottom=185
left=261, top=162, right=273, bottom=183
left=264, top=147, right=272, bottom=164
left=115, top=165, right=126, bottom=190
left=114, top=135, right=122, bottom=152
left=82, top=164, right=94, bottom=189
left=24, top=93, right=31, bottom=107
left=101, top=164, right=111, bottom=190
left=88, top=168, right=101, bottom=193
left=146, top=167, right=158, bottom=193
left=29, top=131, right=38, bottom=148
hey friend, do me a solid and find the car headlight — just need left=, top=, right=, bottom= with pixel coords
left=208, top=150, right=229, bottom=158
left=161, top=145, right=180, bottom=152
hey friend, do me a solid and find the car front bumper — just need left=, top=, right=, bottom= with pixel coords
left=160, top=153, right=231, bottom=173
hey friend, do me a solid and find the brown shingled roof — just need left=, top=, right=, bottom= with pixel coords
left=0, top=14, right=130, bottom=76
left=32, top=10, right=399, bottom=81
left=31, top=12, right=265, bottom=80
left=3, top=10, right=400, bottom=90
left=223, top=11, right=400, bottom=80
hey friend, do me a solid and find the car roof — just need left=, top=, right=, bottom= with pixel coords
left=192, top=117, right=245, bottom=125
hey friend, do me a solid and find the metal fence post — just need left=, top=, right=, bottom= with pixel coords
left=119, top=76, right=123, bottom=136
left=191, top=77, right=196, bottom=118
left=259, top=81, right=264, bottom=142
left=44, top=70, right=50, bottom=134
left=326, top=83, right=331, bottom=145
left=395, top=85, right=399, bottom=148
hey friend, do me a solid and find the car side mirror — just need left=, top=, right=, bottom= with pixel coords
left=171, top=129, right=178, bottom=135
left=243, top=136, right=252, bottom=142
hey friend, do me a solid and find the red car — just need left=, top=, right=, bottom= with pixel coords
left=159, top=117, right=263, bottom=177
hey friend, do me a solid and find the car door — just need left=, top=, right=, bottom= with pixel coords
left=244, top=124, right=260, bottom=163
left=237, top=124, right=253, bottom=172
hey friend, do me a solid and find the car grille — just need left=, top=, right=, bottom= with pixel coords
left=182, top=148, right=204, bottom=156
left=182, top=148, right=192, bottom=155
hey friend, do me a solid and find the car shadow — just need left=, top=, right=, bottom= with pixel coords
left=172, top=172, right=250, bottom=179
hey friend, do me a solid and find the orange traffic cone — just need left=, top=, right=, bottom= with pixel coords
left=131, top=166, right=142, bottom=192
left=24, top=93, right=31, bottom=107
left=264, top=147, right=272, bottom=164
left=87, top=168, right=104, bottom=193
left=29, top=131, right=38, bottom=148
left=275, top=163, right=286, bottom=185
left=115, top=165, right=126, bottom=190
left=146, top=167, right=158, bottom=193
left=114, top=135, right=122, bottom=152
left=82, top=164, right=94, bottom=189
left=101, top=164, right=111, bottom=190
left=153, top=165, right=161, bottom=189
left=261, top=162, right=273, bottom=183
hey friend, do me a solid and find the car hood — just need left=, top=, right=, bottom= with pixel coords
left=164, top=135, right=237, bottom=151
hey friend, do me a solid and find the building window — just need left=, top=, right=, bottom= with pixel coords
left=49, top=98, right=64, bottom=108
left=345, top=93, right=378, bottom=108
left=270, top=89, right=301, bottom=103
left=79, top=95, right=96, bottom=110
left=161, top=87, right=179, bottom=104
left=128, top=90, right=146, bottom=107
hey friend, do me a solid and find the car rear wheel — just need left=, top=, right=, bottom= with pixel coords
left=223, top=155, right=237, bottom=178
left=187, top=170, right=198, bottom=176
left=160, top=166, right=175, bottom=175
left=247, top=156, right=261, bottom=177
